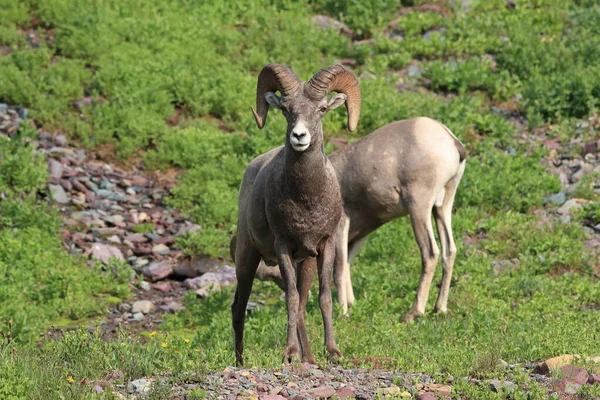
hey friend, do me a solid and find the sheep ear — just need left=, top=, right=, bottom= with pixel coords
left=264, top=92, right=282, bottom=108
left=327, top=93, right=347, bottom=110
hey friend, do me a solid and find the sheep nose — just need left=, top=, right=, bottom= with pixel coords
left=292, top=132, right=307, bottom=141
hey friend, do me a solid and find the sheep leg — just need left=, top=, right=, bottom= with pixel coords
left=333, top=217, right=351, bottom=315
left=403, top=200, right=439, bottom=323
left=433, top=179, right=459, bottom=314
left=296, top=257, right=317, bottom=364
left=276, top=240, right=301, bottom=363
left=232, top=242, right=262, bottom=367
left=318, top=237, right=342, bottom=361
left=344, top=235, right=367, bottom=306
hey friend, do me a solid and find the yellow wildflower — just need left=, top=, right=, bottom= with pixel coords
left=161, top=342, right=168, bottom=348
left=194, top=349, right=200, bottom=353
left=67, top=376, right=74, bottom=383
left=149, top=331, right=157, bottom=337
left=184, top=338, right=190, bottom=343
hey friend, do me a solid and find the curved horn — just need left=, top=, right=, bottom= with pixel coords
left=307, top=65, right=361, bottom=131
left=251, top=64, right=301, bottom=129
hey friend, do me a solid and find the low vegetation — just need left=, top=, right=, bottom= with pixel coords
left=0, top=0, right=599, bottom=398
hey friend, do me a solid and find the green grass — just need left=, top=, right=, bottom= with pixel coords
left=1, top=0, right=600, bottom=398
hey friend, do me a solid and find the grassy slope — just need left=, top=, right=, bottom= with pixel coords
left=1, top=0, right=600, bottom=398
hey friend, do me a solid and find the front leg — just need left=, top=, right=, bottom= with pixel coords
left=276, top=240, right=301, bottom=363
left=296, top=257, right=317, bottom=364
left=318, top=237, right=342, bottom=361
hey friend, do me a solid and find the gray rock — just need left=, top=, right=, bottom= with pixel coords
left=48, top=184, right=69, bottom=203
left=131, top=300, right=155, bottom=314
left=407, top=65, right=422, bottom=77
left=173, top=257, right=221, bottom=279
left=184, top=265, right=236, bottom=289
left=128, top=378, right=152, bottom=395
left=557, top=199, right=581, bottom=214
left=152, top=243, right=170, bottom=255
left=107, top=235, right=121, bottom=244
left=139, top=281, right=151, bottom=291
left=91, top=243, right=124, bottom=264
left=160, top=302, right=185, bottom=313
left=544, top=192, right=566, bottom=206
left=488, top=379, right=516, bottom=393
left=142, top=261, right=173, bottom=282
left=48, top=159, right=64, bottom=180
left=135, top=258, right=150, bottom=268
left=118, top=303, right=131, bottom=312
left=54, top=134, right=67, bottom=146
left=131, top=312, right=145, bottom=322
left=312, top=15, right=354, bottom=38
left=109, top=192, right=128, bottom=202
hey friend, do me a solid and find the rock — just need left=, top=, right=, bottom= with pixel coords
left=259, top=396, right=286, bottom=400
left=336, top=387, right=356, bottom=399
left=152, top=282, right=172, bottom=292
left=107, top=235, right=121, bottom=244
left=544, top=192, right=566, bottom=206
left=419, top=384, right=451, bottom=397
left=308, top=385, right=336, bottom=398
left=380, top=386, right=404, bottom=395
left=552, top=379, right=580, bottom=395
left=49, top=184, right=69, bottom=204
left=195, top=284, right=223, bottom=298
left=173, top=257, right=221, bottom=279
left=128, top=379, right=152, bottom=394
left=125, top=234, right=149, bottom=243
left=488, top=379, right=516, bottom=393
left=130, top=176, right=149, bottom=186
left=557, top=199, right=582, bottom=215
left=131, top=300, right=155, bottom=314
left=176, top=224, right=202, bottom=236
left=91, top=243, right=124, bottom=264
left=55, top=134, right=67, bottom=146
left=139, top=281, right=151, bottom=291
left=312, top=15, right=354, bottom=38
left=92, top=384, right=103, bottom=394
left=582, top=140, right=599, bottom=155
left=184, top=265, right=236, bottom=289
left=418, top=394, right=436, bottom=400
left=135, top=258, right=149, bottom=268
left=588, top=374, right=600, bottom=384
left=118, top=303, right=131, bottom=312
left=407, top=64, right=422, bottom=77
left=534, top=354, right=579, bottom=374
left=152, top=243, right=170, bottom=255
left=561, top=365, right=588, bottom=385
left=142, top=261, right=173, bottom=282
left=105, top=370, right=124, bottom=381
left=48, top=159, right=64, bottom=180
left=160, top=302, right=185, bottom=313
left=131, top=312, right=144, bottom=322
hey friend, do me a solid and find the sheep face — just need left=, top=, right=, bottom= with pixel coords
left=264, top=89, right=347, bottom=153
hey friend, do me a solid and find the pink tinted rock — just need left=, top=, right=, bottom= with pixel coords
left=336, top=386, right=356, bottom=398
left=125, top=234, right=149, bottom=243
left=130, top=175, right=149, bottom=186
left=588, top=374, right=600, bottom=384
left=142, top=261, right=172, bottom=282
left=561, top=365, right=589, bottom=385
left=259, top=396, right=286, bottom=400
left=308, top=385, right=336, bottom=398
left=152, top=282, right=172, bottom=292
left=419, top=394, right=436, bottom=400
left=91, top=244, right=124, bottom=264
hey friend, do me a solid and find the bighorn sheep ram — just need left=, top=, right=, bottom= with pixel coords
left=234, top=117, right=466, bottom=323
left=232, top=63, right=360, bottom=366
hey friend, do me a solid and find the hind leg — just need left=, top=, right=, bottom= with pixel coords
left=403, top=194, right=440, bottom=323
left=333, top=217, right=351, bottom=314
left=232, top=239, right=262, bottom=366
left=434, top=177, right=460, bottom=314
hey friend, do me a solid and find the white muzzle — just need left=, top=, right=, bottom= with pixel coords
left=290, top=120, right=311, bottom=152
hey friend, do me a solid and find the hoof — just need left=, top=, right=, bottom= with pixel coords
left=282, top=346, right=300, bottom=364
left=303, top=355, right=317, bottom=365
left=402, top=310, right=423, bottom=323
left=434, top=306, right=448, bottom=314
left=327, top=348, right=343, bottom=363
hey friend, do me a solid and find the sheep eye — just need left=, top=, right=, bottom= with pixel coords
left=319, top=107, right=327, bottom=113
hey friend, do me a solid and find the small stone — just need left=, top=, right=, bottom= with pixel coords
left=184, top=265, right=237, bottom=289
left=118, top=303, right=131, bottom=312
left=152, top=243, right=170, bottom=255
left=128, top=379, right=152, bottom=394
left=92, top=384, right=103, bottom=394
left=131, top=312, right=144, bottom=322
left=48, top=184, right=69, bottom=204
left=418, top=394, right=436, bottom=400
left=336, top=387, right=356, bottom=399
left=135, top=258, right=149, bottom=268
left=195, top=283, right=223, bottom=298
left=380, top=386, right=402, bottom=395
left=130, top=176, right=149, bottom=186
left=311, top=15, right=353, bottom=38
left=125, top=234, right=149, bottom=243
left=139, top=281, right=151, bottom=291
left=107, top=235, right=121, bottom=244
left=152, top=282, right=172, bottom=292
left=488, top=379, right=516, bottom=393
left=105, top=370, right=124, bottom=381
left=48, top=159, right=64, bottom=180
left=91, top=244, right=124, bottom=264
left=544, top=192, right=566, bottom=206
left=55, top=134, right=67, bottom=146
left=308, top=385, right=336, bottom=398
left=534, top=354, right=579, bottom=375
left=259, top=396, right=286, bottom=400
left=561, top=365, right=589, bottom=385
left=407, top=64, right=422, bottom=77
left=142, top=261, right=173, bottom=282
left=131, top=300, right=155, bottom=314
left=138, top=212, right=150, bottom=222
left=557, top=199, right=582, bottom=215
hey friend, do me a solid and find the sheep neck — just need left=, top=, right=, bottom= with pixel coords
left=282, top=141, right=329, bottom=197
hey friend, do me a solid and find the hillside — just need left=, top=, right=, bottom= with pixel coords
left=1, top=0, right=600, bottom=398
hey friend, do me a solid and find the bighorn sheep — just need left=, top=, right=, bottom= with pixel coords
left=232, top=63, right=361, bottom=366
left=236, top=117, right=466, bottom=322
